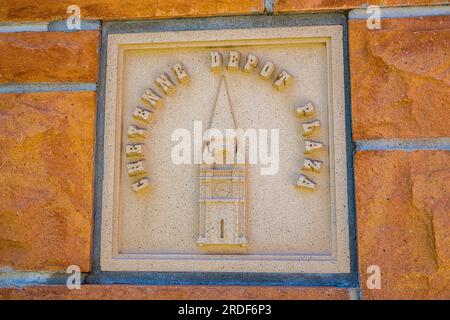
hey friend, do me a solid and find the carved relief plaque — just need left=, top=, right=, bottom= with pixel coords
left=198, top=78, right=248, bottom=247
left=101, top=26, right=350, bottom=273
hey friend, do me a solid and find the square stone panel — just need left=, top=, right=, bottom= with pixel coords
left=101, top=26, right=350, bottom=273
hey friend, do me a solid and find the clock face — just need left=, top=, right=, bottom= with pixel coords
left=215, top=182, right=231, bottom=197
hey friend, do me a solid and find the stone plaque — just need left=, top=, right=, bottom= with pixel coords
left=101, top=25, right=350, bottom=273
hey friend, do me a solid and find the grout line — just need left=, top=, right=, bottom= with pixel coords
left=349, top=4, right=450, bottom=20
left=0, top=23, right=48, bottom=33
left=348, top=287, right=362, bottom=300
left=355, top=138, right=450, bottom=151
left=48, top=20, right=101, bottom=31
left=0, top=20, right=100, bottom=34
left=0, top=83, right=97, bottom=94
left=102, top=14, right=347, bottom=36
left=0, top=271, right=88, bottom=287
left=264, top=0, right=275, bottom=14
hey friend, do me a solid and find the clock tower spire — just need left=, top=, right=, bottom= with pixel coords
left=197, top=77, right=248, bottom=247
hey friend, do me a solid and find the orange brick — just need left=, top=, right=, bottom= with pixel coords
left=355, top=150, right=450, bottom=299
left=274, top=0, right=448, bottom=12
left=0, top=31, right=99, bottom=84
left=350, top=16, right=450, bottom=140
left=0, top=91, right=96, bottom=272
left=0, top=0, right=264, bottom=22
left=0, top=285, right=350, bottom=300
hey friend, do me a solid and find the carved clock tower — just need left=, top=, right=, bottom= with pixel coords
left=197, top=78, right=248, bottom=247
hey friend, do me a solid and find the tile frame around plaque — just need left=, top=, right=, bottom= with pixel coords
left=103, top=26, right=347, bottom=272
left=94, top=14, right=357, bottom=285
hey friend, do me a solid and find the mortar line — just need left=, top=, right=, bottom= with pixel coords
left=264, top=0, right=275, bottom=14
left=355, top=138, right=450, bottom=151
left=48, top=20, right=101, bottom=32
left=102, top=13, right=346, bottom=34
left=348, top=287, right=362, bottom=300
left=0, top=23, right=48, bottom=33
left=0, top=20, right=101, bottom=33
left=0, top=83, right=97, bottom=94
left=349, top=4, right=450, bottom=20
left=0, top=271, right=89, bottom=288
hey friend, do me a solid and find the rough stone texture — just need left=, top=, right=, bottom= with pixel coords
left=0, top=31, right=99, bottom=84
left=0, top=0, right=264, bottom=22
left=0, top=92, right=96, bottom=272
left=0, top=285, right=350, bottom=300
left=355, top=151, right=450, bottom=299
left=350, top=15, right=450, bottom=140
left=275, top=0, right=449, bottom=12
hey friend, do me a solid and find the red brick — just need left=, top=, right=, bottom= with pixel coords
left=0, top=31, right=99, bottom=84
left=350, top=16, right=450, bottom=140
left=0, top=0, right=264, bottom=22
left=355, top=150, right=450, bottom=299
left=275, top=0, right=449, bottom=12
left=0, top=91, right=96, bottom=272
left=0, top=285, right=350, bottom=300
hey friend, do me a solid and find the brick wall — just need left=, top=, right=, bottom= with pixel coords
left=0, top=1, right=449, bottom=300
